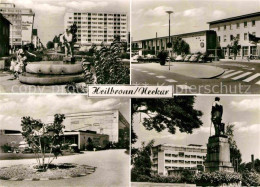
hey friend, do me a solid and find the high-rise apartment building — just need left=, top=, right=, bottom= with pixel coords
left=0, top=2, right=35, bottom=48
left=64, top=12, right=128, bottom=46
left=151, top=144, right=207, bottom=176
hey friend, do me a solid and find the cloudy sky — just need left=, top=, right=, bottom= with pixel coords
left=132, top=0, right=260, bottom=41
left=133, top=96, right=260, bottom=163
left=2, top=0, right=129, bottom=45
left=0, top=95, right=130, bottom=130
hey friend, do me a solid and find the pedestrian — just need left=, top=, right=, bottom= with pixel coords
left=9, top=56, right=18, bottom=79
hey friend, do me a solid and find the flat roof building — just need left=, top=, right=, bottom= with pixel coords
left=0, top=2, right=35, bottom=48
left=151, top=144, right=207, bottom=176
left=132, top=30, right=217, bottom=56
left=64, top=11, right=128, bottom=47
left=208, top=12, right=260, bottom=59
left=48, top=110, right=130, bottom=143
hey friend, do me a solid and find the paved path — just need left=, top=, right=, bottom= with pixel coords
left=131, top=62, right=260, bottom=94
left=0, top=149, right=129, bottom=187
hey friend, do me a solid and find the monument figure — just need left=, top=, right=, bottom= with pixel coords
left=62, top=29, right=73, bottom=57
left=211, top=97, right=225, bottom=136
left=205, top=97, right=234, bottom=172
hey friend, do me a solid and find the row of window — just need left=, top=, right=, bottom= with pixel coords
left=165, top=153, right=206, bottom=159
left=163, top=147, right=207, bottom=153
left=70, top=17, right=126, bottom=21
left=165, top=160, right=203, bottom=164
left=76, top=39, right=126, bottom=42
left=67, top=21, right=126, bottom=25
left=217, top=20, right=256, bottom=31
left=73, top=13, right=126, bottom=17
left=223, top=46, right=258, bottom=56
left=219, top=32, right=256, bottom=42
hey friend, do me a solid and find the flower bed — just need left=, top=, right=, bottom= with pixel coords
left=0, top=163, right=96, bottom=180
left=194, top=171, right=242, bottom=186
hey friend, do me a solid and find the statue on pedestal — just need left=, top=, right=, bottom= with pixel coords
left=211, top=97, right=225, bottom=136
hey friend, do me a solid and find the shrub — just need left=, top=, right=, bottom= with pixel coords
left=1, top=144, right=12, bottom=153
left=242, top=170, right=260, bottom=186
left=120, top=53, right=130, bottom=59
left=157, top=50, right=168, bottom=65
left=194, top=171, right=242, bottom=186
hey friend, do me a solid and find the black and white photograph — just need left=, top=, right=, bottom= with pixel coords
left=0, top=96, right=130, bottom=186
left=0, top=0, right=130, bottom=94
left=131, top=96, right=260, bottom=186
left=131, top=0, right=260, bottom=94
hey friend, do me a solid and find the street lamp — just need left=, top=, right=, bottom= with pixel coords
left=166, top=11, right=173, bottom=70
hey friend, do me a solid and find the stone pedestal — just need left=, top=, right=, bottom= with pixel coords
left=204, top=136, right=234, bottom=172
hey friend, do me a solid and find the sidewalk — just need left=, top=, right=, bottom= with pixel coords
left=0, top=149, right=129, bottom=187
left=133, top=62, right=225, bottom=79
left=219, top=59, right=260, bottom=63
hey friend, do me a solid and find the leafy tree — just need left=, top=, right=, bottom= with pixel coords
left=131, top=97, right=203, bottom=135
left=46, top=41, right=54, bottom=49
left=230, top=36, right=241, bottom=60
left=131, top=140, right=154, bottom=181
left=21, top=114, right=65, bottom=171
left=157, top=50, right=168, bottom=65
left=226, top=124, right=242, bottom=168
left=172, top=37, right=190, bottom=55
left=93, top=38, right=130, bottom=84
left=53, top=35, right=59, bottom=43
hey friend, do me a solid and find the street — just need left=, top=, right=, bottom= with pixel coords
left=0, top=149, right=129, bottom=187
left=131, top=61, right=260, bottom=94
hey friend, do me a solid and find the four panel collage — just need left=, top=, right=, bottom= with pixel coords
left=0, top=0, right=259, bottom=186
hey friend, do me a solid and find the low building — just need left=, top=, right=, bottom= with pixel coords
left=62, top=130, right=109, bottom=150
left=49, top=110, right=130, bottom=143
left=132, top=30, right=217, bottom=57
left=151, top=144, right=207, bottom=176
left=0, top=129, right=23, bottom=152
left=0, top=13, right=10, bottom=57
left=208, top=11, right=260, bottom=59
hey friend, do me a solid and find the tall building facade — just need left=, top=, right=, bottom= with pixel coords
left=151, top=144, right=207, bottom=176
left=208, top=12, right=260, bottom=59
left=48, top=110, right=130, bottom=143
left=0, top=13, right=10, bottom=56
left=0, top=2, right=35, bottom=48
left=64, top=12, right=128, bottom=47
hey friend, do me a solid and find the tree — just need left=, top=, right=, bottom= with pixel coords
left=46, top=41, right=54, bottom=49
left=157, top=50, right=168, bottom=65
left=93, top=38, right=130, bottom=84
left=21, top=114, right=65, bottom=171
left=226, top=124, right=242, bottom=168
left=230, top=36, right=241, bottom=60
left=131, top=97, right=203, bottom=135
left=131, top=140, right=154, bottom=181
left=172, top=37, right=190, bottom=55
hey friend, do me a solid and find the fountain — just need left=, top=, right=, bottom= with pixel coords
left=19, top=24, right=85, bottom=85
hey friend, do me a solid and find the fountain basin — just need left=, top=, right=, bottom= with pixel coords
left=26, top=61, right=83, bottom=75
left=19, top=73, right=84, bottom=85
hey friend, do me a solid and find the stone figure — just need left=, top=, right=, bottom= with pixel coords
left=211, top=97, right=225, bottom=136
left=62, top=29, right=73, bottom=57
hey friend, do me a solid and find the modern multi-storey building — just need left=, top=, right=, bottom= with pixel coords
left=64, top=11, right=128, bottom=47
left=0, top=13, right=10, bottom=56
left=151, top=144, right=207, bottom=176
left=0, top=2, right=35, bottom=49
left=48, top=110, right=130, bottom=143
left=208, top=11, right=260, bottom=59
left=132, top=30, right=217, bottom=56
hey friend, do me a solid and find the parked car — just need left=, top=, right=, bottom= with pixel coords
left=189, top=54, right=200, bottom=62
left=198, top=54, right=213, bottom=63
left=183, top=54, right=192, bottom=62
left=175, top=55, right=184, bottom=62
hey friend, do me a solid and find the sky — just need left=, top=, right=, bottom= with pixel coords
left=1, top=0, right=130, bottom=46
left=0, top=95, right=130, bottom=130
left=132, top=0, right=260, bottom=41
left=132, top=96, right=260, bottom=163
